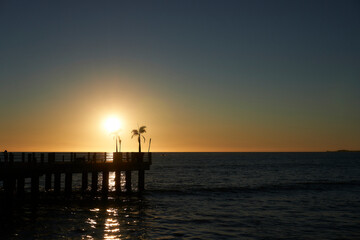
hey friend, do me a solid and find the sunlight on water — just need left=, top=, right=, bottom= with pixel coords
left=86, top=218, right=97, bottom=229
left=106, top=152, right=114, bottom=162
left=105, top=218, right=120, bottom=231
left=121, top=172, right=126, bottom=189
left=104, top=235, right=120, bottom=240
left=104, top=208, right=121, bottom=239
left=107, top=170, right=127, bottom=192
left=82, top=235, right=94, bottom=240
left=107, top=208, right=118, bottom=215
left=87, top=209, right=100, bottom=230
left=95, top=166, right=127, bottom=193
left=109, top=172, right=116, bottom=191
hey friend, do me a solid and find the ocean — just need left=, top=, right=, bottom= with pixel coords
left=1, top=152, right=360, bottom=239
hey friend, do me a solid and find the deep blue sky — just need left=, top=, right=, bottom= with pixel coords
left=1, top=0, right=359, bottom=151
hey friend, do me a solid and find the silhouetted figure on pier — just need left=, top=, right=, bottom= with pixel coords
left=4, top=150, right=8, bottom=162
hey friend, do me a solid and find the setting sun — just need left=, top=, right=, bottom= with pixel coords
left=103, top=117, right=122, bottom=133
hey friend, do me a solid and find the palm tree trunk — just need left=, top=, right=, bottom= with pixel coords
left=138, top=135, right=141, bottom=152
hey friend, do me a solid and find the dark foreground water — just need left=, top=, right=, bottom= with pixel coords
left=1, top=152, right=360, bottom=239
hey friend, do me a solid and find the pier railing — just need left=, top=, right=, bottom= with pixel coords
left=0, top=152, right=152, bottom=164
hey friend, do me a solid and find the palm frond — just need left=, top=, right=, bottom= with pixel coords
left=131, top=129, right=139, bottom=138
left=131, top=129, right=139, bottom=134
left=139, top=126, right=147, bottom=134
left=142, top=135, right=146, bottom=142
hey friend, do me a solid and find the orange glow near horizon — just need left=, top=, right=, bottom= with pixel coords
left=0, top=73, right=359, bottom=153
left=0, top=106, right=359, bottom=153
left=1, top=105, right=359, bottom=153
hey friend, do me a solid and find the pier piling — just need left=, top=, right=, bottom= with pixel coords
left=115, top=171, right=121, bottom=193
left=138, top=170, right=145, bottom=192
left=45, top=173, right=52, bottom=191
left=82, top=171, right=88, bottom=192
left=102, top=171, right=109, bottom=195
left=65, top=173, right=72, bottom=196
left=31, top=174, right=39, bottom=196
left=4, top=177, right=15, bottom=198
left=125, top=171, right=132, bottom=192
left=17, top=176, right=25, bottom=196
left=91, top=172, right=98, bottom=194
left=54, top=173, right=61, bottom=193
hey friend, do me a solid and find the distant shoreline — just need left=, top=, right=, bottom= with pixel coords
left=326, top=150, right=360, bottom=153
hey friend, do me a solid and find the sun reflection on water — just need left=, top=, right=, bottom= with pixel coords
left=84, top=203, right=147, bottom=239
left=104, top=170, right=127, bottom=193
left=81, top=178, right=147, bottom=239
left=86, top=218, right=97, bottom=229
left=81, top=235, right=95, bottom=240
left=108, top=172, right=116, bottom=191
left=104, top=208, right=121, bottom=239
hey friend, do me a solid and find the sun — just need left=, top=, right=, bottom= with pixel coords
left=103, top=116, right=122, bottom=133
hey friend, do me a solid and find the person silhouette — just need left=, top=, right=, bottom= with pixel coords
left=4, top=150, right=8, bottom=162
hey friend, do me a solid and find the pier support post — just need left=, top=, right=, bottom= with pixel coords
left=91, top=172, right=98, bottom=194
left=115, top=171, right=121, bottom=193
left=65, top=173, right=72, bottom=196
left=82, top=171, right=88, bottom=192
left=31, top=174, right=39, bottom=196
left=102, top=171, right=109, bottom=195
left=45, top=173, right=52, bottom=191
left=17, top=176, right=25, bottom=196
left=48, top=152, right=55, bottom=163
left=125, top=171, right=132, bottom=192
left=138, top=170, right=145, bottom=192
left=4, top=176, right=16, bottom=199
left=54, top=173, right=61, bottom=193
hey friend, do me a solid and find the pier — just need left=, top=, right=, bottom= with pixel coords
left=0, top=152, right=152, bottom=198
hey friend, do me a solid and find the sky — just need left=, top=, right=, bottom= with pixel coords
left=0, top=0, right=359, bottom=152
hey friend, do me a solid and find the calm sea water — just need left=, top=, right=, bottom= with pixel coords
left=1, top=152, right=360, bottom=239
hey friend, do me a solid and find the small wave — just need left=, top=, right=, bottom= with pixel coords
left=149, top=180, right=360, bottom=195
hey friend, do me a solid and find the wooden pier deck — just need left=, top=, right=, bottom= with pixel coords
left=0, top=152, right=152, bottom=198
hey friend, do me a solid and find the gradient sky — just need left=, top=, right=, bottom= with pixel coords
left=1, top=0, right=359, bottom=152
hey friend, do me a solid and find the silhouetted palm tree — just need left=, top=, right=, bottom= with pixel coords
left=131, top=126, right=146, bottom=152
